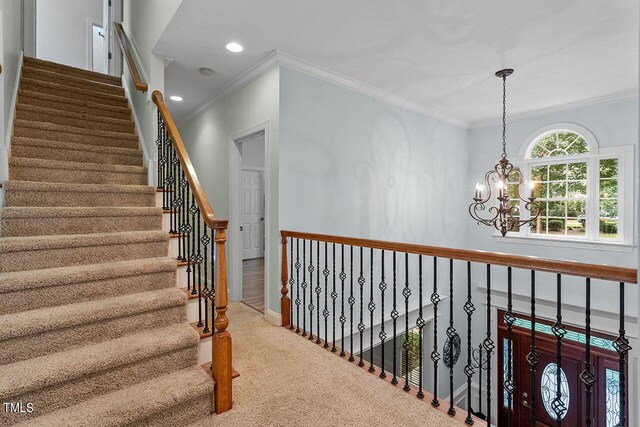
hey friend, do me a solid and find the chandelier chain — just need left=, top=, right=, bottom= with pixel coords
left=501, top=75, right=507, bottom=159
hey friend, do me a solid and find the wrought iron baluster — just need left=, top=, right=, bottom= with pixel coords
left=167, top=144, right=175, bottom=234
left=323, top=242, right=330, bottom=348
left=187, top=193, right=196, bottom=293
left=156, top=112, right=162, bottom=190
left=175, top=170, right=183, bottom=261
left=552, top=274, right=566, bottom=425
left=358, top=247, right=365, bottom=367
left=379, top=250, right=387, bottom=378
left=171, top=145, right=179, bottom=236
left=308, top=241, right=314, bottom=340
left=369, top=248, right=375, bottom=372
left=163, top=126, right=171, bottom=211
left=348, top=246, right=355, bottom=362
left=391, top=251, right=398, bottom=385
left=504, top=267, right=515, bottom=427
left=447, top=259, right=456, bottom=416
left=289, top=238, right=294, bottom=330
left=331, top=243, right=337, bottom=352
left=580, top=278, right=595, bottom=427
left=403, top=253, right=411, bottom=391
left=302, top=240, right=307, bottom=337
left=484, top=264, right=494, bottom=425
left=316, top=241, right=321, bottom=344
left=339, top=244, right=346, bottom=357
left=464, top=261, right=475, bottom=425
left=614, top=281, right=630, bottom=427
left=195, top=215, right=203, bottom=327
left=431, top=257, right=440, bottom=407
left=201, top=224, right=211, bottom=334
left=416, top=255, right=425, bottom=398
left=295, top=239, right=301, bottom=333
left=527, top=271, right=539, bottom=426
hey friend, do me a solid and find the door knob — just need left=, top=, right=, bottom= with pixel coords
left=523, top=400, right=529, bottom=408
left=522, top=392, right=528, bottom=398
left=260, top=217, right=264, bottom=221
left=240, top=226, right=244, bottom=231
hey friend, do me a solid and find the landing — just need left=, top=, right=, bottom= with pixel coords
left=194, top=303, right=463, bottom=427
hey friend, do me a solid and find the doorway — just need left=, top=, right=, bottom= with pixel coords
left=90, top=23, right=106, bottom=73
left=497, top=310, right=626, bottom=426
left=231, top=127, right=267, bottom=314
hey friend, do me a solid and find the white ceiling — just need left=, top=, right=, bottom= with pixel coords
left=156, top=0, right=639, bottom=126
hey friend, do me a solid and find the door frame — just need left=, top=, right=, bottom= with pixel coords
left=229, top=121, right=270, bottom=314
left=87, top=19, right=104, bottom=72
left=240, top=166, right=266, bottom=260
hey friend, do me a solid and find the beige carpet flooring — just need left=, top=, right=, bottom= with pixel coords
left=194, top=303, right=464, bottom=427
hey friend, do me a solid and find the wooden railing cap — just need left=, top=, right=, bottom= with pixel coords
left=280, top=230, right=637, bottom=284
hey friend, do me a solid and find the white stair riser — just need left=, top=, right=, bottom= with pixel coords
left=198, top=337, right=212, bottom=365
left=177, top=264, right=187, bottom=287
left=169, top=237, right=178, bottom=258
left=155, top=192, right=163, bottom=209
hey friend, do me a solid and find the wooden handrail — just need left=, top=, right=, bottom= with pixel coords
left=113, top=22, right=148, bottom=92
left=152, top=90, right=220, bottom=229
left=281, top=230, right=637, bottom=284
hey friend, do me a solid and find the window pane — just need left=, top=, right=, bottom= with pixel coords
left=549, top=182, right=566, bottom=198
left=507, top=184, right=520, bottom=199
left=549, top=164, right=567, bottom=181
left=600, top=179, right=617, bottom=198
left=568, top=180, right=587, bottom=198
left=600, top=158, right=618, bottom=179
left=548, top=201, right=566, bottom=217
left=547, top=218, right=565, bottom=235
left=606, top=369, right=621, bottom=427
left=566, top=136, right=588, bottom=155
left=541, top=363, right=570, bottom=420
left=567, top=200, right=586, bottom=218
left=567, top=162, right=587, bottom=180
left=600, top=220, right=618, bottom=239
left=530, top=217, right=546, bottom=234
left=503, top=338, right=513, bottom=408
left=531, top=165, right=548, bottom=181
left=533, top=182, right=548, bottom=199
left=600, top=199, right=618, bottom=219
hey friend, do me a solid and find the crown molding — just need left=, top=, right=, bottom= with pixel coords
left=469, top=90, right=639, bottom=129
left=178, top=50, right=469, bottom=128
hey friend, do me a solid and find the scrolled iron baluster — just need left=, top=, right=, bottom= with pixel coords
left=463, top=261, right=475, bottom=425
left=155, top=111, right=162, bottom=190
left=348, top=246, right=355, bottom=362
left=195, top=215, right=204, bottom=327
left=339, top=244, right=346, bottom=357
left=391, top=251, right=398, bottom=385
left=504, top=267, right=515, bottom=427
left=315, top=240, right=321, bottom=344
left=308, top=241, right=314, bottom=340
left=358, top=247, right=365, bottom=367
left=201, top=224, right=211, bottom=334
left=447, top=259, right=456, bottom=416
left=526, top=271, right=539, bottom=425
left=614, top=281, right=631, bottom=427
left=295, top=239, right=301, bottom=333
left=552, top=274, right=567, bottom=424
left=369, top=248, right=375, bottom=372
left=431, top=257, right=440, bottom=407
left=484, top=264, right=494, bottom=425
left=580, top=278, right=596, bottom=427
left=289, top=238, right=294, bottom=330
left=379, top=250, right=387, bottom=378
left=331, top=243, right=337, bottom=352
left=323, top=242, right=330, bottom=348
left=179, top=170, right=189, bottom=262
left=302, top=240, right=307, bottom=337
left=416, top=255, right=425, bottom=398
left=402, top=253, right=411, bottom=391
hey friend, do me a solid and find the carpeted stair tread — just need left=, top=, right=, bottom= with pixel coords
left=18, top=366, right=213, bottom=427
left=20, top=77, right=128, bottom=108
left=9, top=157, right=147, bottom=185
left=0, top=288, right=187, bottom=364
left=16, top=104, right=135, bottom=134
left=0, top=323, right=199, bottom=425
left=11, top=136, right=142, bottom=166
left=0, top=258, right=177, bottom=315
left=18, top=90, right=131, bottom=120
left=0, top=206, right=162, bottom=237
left=22, top=66, right=125, bottom=96
left=0, top=257, right=176, bottom=294
left=24, top=56, right=122, bottom=86
left=1, top=180, right=156, bottom=207
left=0, top=230, right=169, bottom=273
left=14, top=120, right=139, bottom=150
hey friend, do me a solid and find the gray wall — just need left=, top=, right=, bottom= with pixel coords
left=0, top=0, right=23, bottom=138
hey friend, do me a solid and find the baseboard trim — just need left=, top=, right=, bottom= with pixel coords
left=265, top=309, right=282, bottom=326
left=1, top=50, right=24, bottom=181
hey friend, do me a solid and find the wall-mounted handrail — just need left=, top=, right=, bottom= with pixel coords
left=152, top=91, right=220, bottom=229
left=281, top=230, right=637, bottom=283
left=113, top=22, right=148, bottom=92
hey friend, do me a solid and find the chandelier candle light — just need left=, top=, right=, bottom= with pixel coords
left=469, top=68, right=541, bottom=237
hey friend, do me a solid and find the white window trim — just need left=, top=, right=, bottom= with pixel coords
left=496, top=124, right=634, bottom=247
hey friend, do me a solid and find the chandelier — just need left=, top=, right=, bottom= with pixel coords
left=469, top=69, right=540, bottom=237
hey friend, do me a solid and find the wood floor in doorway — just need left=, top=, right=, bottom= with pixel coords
left=242, top=258, right=264, bottom=313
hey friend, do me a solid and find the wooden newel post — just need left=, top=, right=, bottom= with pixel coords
left=212, top=220, right=232, bottom=413
left=281, top=235, right=291, bottom=327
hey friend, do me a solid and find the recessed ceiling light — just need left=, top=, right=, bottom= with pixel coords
left=169, top=95, right=183, bottom=102
left=225, top=42, right=244, bottom=53
left=199, top=67, right=215, bottom=77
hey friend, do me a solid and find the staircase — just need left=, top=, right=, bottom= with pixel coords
left=0, top=57, right=215, bottom=426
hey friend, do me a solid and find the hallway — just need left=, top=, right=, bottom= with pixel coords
left=194, top=303, right=463, bottom=427
left=241, top=258, right=264, bottom=313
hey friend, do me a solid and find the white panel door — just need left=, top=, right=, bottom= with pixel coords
left=241, top=170, right=264, bottom=260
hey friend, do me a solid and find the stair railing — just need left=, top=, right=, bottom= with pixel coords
left=280, top=230, right=636, bottom=426
left=154, top=91, right=232, bottom=413
left=114, top=20, right=232, bottom=413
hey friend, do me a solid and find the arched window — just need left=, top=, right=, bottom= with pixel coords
left=514, top=124, right=632, bottom=245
